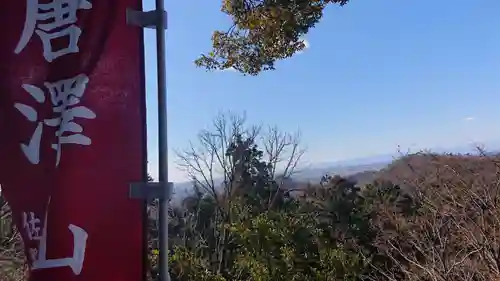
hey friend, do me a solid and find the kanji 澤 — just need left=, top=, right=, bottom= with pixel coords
left=15, top=0, right=93, bottom=62
left=14, top=74, right=96, bottom=166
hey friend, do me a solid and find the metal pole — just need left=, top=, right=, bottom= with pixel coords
left=155, top=0, right=170, bottom=280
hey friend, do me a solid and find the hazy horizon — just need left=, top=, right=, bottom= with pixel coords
left=151, top=139, right=500, bottom=183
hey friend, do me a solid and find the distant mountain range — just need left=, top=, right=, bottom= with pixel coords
left=292, top=160, right=390, bottom=182
left=170, top=141, right=500, bottom=201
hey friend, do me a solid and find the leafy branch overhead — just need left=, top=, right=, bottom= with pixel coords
left=196, top=0, right=350, bottom=75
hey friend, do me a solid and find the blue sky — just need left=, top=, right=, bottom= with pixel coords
left=142, top=0, right=500, bottom=182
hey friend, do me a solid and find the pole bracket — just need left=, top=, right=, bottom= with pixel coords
left=129, top=182, right=173, bottom=202
left=126, top=9, right=168, bottom=29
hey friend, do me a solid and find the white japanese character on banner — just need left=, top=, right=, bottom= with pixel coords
left=14, top=74, right=96, bottom=166
left=15, top=0, right=93, bottom=62
left=23, top=198, right=88, bottom=275
left=22, top=212, right=42, bottom=241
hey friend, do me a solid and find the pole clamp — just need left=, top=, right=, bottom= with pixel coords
left=126, top=9, right=168, bottom=30
left=129, top=182, right=173, bottom=202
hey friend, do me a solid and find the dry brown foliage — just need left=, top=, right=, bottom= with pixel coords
left=367, top=152, right=500, bottom=281
left=379, top=152, right=500, bottom=191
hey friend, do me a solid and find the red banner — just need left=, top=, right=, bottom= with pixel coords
left=0, top=1, right=147, bottom=281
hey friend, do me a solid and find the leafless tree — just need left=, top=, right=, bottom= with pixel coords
left=175, top=111, right=304, bottom=208
left=173, top=111, right=305, bottom=274
left=261, top=125, right=302, bottom=179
